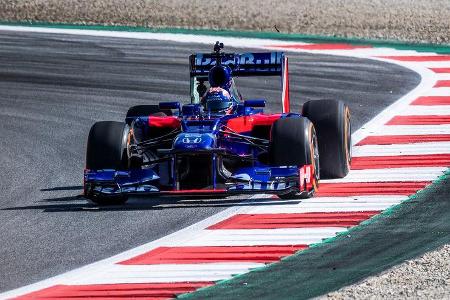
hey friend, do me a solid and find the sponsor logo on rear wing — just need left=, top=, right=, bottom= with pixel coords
left=190, top=52, right=284, bottom=77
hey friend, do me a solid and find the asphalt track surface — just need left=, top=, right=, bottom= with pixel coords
left=0, top=31, right=420, bottom=292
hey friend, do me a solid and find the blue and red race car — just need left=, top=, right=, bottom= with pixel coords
left=84, top=42, right=351, bottom=205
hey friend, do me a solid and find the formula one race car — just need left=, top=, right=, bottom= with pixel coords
left=84, top=42, right=351, bottom=205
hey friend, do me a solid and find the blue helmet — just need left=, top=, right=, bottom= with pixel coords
left=208, top=65, right=232, bottom=90
left=202, top=87, right=234, bottom=113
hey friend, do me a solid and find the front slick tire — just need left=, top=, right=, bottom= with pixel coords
left=85, top=121, right=129, bottom=205
left=269, top=117, right=319, bottom=199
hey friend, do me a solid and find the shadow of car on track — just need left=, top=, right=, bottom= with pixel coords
left=40, top=185, right=84, bottom=191
left=2, top=185, right=300, bottom=212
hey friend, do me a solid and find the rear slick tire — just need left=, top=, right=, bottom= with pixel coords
left=302, top=99, right=351, bottom=179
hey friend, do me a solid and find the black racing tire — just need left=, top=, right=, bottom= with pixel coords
left=269, top=117, right=319, bottom=199
left=85, top=121, right=129, bottom=205
left=126, top=105, right=172, bottom=125
left=302, top=99, right=351, bottom=179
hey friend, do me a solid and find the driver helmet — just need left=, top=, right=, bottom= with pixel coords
left=202, top=87, right=235, bottom=114
left=208, top=65, right=232, bottom=90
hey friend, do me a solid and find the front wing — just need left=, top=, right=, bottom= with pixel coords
left=84, top=165, right=316, bottom=198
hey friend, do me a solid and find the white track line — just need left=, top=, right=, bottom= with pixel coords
left=65, top=263, right=265, bottom=284
left=321, top=167, right=447, bottom=183
left=423, top=87, right=450, bottom=96
left=176, top=227, right=347, bottom=247
left=353, top=142, right=450, bottom=156
left=209, top=197, right=404, bottom=214
left=436, top=74, right=450, bottom=80
left=368, top=124, right=450, bottom=135
left=263, top=47, right=437, bottom=58
left=397, top=105, right=450, bottom=115
left=236, top=195, right=406, bottom=214
left=416, top=61, right=450, bottom=68
left=300, top=195, right=407, bottom=203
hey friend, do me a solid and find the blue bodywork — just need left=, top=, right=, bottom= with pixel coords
left=84, top=49, right=314, bottom=198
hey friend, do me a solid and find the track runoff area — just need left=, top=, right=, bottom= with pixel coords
left=0, top=25, right=449, bottom=299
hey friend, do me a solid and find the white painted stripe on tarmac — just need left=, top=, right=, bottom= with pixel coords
left=176, top=228, right=347, bottom=246
left=66, top=263, right=265, bottom=284
left=247, top=196, right=406, bottom=214
left=367, top=124, right=450, bottom=135
left=321, top=167, right=447, bottom=183
left=265, top=48, right=434, bottom=58
left=398, top=105, right=450, bottom=115
left=416, top=61, right=450, bottom=68
left=353, top=142, right=450, bottom=157
left=247, top=204, right=400, bottom=214
left=422, top=87, right=450, bottom=96
left=300, top=195, right=407, bottom=203
left=373, top=50, right=437, bottom=56
left=436, top=74, right=450, bottom=80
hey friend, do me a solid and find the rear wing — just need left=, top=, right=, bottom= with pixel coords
left=190, top=52, right=283, bottom=77
left=189, top=51, right=291, bottom=113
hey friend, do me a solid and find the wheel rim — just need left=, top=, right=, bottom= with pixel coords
left=311, top=127, right=320, bottom=189
left=344, top=107, right=352, bottom=167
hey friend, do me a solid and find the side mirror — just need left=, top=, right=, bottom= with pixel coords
left=159, top=101, right=180, bottom=110
left=244, top=99, right=266, bottom=108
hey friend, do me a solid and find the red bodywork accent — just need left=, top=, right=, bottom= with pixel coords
left=226, top=114, right=281, bottom=133
left=282, top=56, right=290, bottom=113
left=148, top=116, right=181, bottom=128
left=299, top=164, right=315, bottom=192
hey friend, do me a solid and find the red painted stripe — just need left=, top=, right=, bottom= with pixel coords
left=434, top=80, right=450, bottom=87
left=430, top=68, right=450, bottom=73
left=411, top=96, right=450, bottom=105
left=271, top=43, right=372, bottom=50
left=120, top=245, right=308, bottom=264
left=379, top=55, right=450, bottom=61
left=351, top=154, right=450, bottom=169
left=316, top=182, right=430, bottom=196
left=356, top=135, right=450, bottom=145
left=13, top=282, right=213, bottom=300
left=386, top=115, right=450, bottom=125
left=207, top=212, right=379, bottom=230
